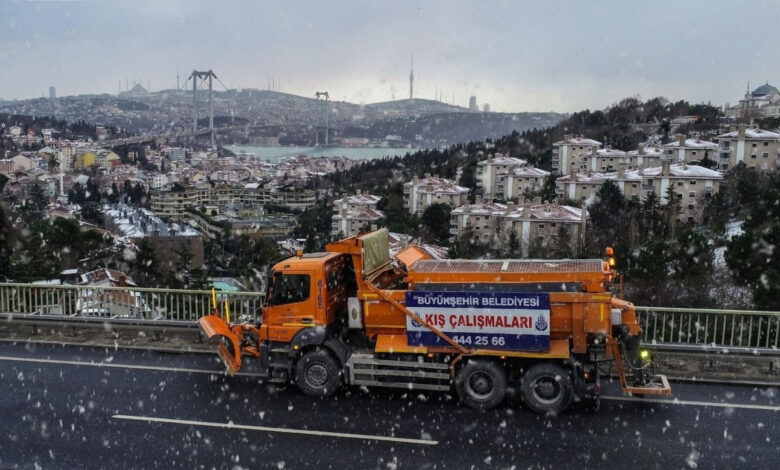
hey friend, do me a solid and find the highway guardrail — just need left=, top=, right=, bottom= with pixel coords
left=1, top=284, right=779, bottom=353
left=636, top=306, right=780, bottom=351
left=0, top=282, right=264, bottom=322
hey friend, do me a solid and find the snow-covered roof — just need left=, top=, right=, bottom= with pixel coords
left=595, top=148, right=627, bottom=157
left=525, top=204, right=583, bottom=222
left=405, top=177, right=469, bottom=195
left=556, top=172, right=616, bottom=184
left=451, top=202, right=507, bottom=216
left=553, top=137, right=602, bottom=146
left=334, top=193, right=382, bottom=205
left=717, top=128, right=780, bottom=139
left=102, top=203, right=200, bottom=237
left=627, top=146, right=664, bottom=157
left=557, top=164, right=721, bottom=183
left=661, top=138, right=718, bottom=150
left=454, top=202, right=584, bottom=222
left=636, top=164, right=723, bottom=179
left=332, top=207, right=385, bottom=221
left=478, top=154, right=528, bottom=166
left=512, top=166, right=550, bottom=177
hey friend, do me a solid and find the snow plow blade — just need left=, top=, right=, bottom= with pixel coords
left=198, top=315, right=242, bottom=374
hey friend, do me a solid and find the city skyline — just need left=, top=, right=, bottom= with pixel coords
left=1, top=0, right=780, bottom=112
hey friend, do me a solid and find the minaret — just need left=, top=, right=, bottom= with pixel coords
left=409, top=54, right=414, bottom=101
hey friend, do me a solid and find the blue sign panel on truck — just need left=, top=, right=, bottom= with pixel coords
left=405, top=291, right=550, bottom=351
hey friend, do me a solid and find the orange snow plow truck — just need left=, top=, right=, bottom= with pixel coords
left=199, top=229, right=670, bottom=413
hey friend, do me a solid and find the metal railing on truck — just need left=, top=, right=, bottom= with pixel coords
left=0, top=282, right=265, bottom=322
left=636, top=306, right=780, bottom=353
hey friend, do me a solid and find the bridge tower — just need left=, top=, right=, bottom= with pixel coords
left=188, top=69, right=218, bottom=150
left=315, top=91, right=330, bottom=146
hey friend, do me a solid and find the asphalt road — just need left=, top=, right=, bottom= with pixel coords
left=0, top=342, right=777, bottom=469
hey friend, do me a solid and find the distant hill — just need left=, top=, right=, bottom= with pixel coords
left=0, top=89, right=564, bottom=145
left=344, top=111, right=565, bottom=143
left=364, top=98, right=466, bottom=114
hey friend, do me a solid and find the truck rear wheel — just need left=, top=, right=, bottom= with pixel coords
left=521, top=363, right=573, bottom=415
left=295, top=348, right=342, bottom=397
left=455, top=360, right=507, bottom=411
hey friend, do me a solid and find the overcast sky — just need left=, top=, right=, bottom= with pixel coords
left=1, top=0, right=779, bottom=112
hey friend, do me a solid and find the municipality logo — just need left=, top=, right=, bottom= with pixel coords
left=410, top=318, right=422, bottom=328
left=535, top=314, right=548, bottom=332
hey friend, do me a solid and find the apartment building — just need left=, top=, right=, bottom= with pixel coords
left=502, top=166, right=551, bottom=200
left=102, top=204, right=204, bottom=268
left=584, top=147, right=627, bottom=172
left=476, top=153, right=527, bottom=197
left=403, top=174, right=470, bottom=215
left=556, top=162, right=722, bottom=223
left=331, top=192, right=385, bottom=237
left=449, top=198, right=586, bottom=257
left=552, top=135, right=602, bottom=174
left=556, top=167, right=642, bottom=203
left=626, top=145, right=664, bottom=169
left=151, top=182, right=316, bottom=218
left=661, top=135, right=718, bottom=164
left=638, top=162, right=723, bottom=224
left=716, top=125, right=780, bottom=173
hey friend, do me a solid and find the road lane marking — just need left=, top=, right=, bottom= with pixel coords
left=4, top=355, right=778, bottom=414
left=112, top=414, right=439, bottom=446
left=601, top=395, right=780, bottom=411
left=0, top=355, right=263, bottom=377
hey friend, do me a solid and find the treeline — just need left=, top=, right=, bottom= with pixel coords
left=586, top=165, right=778, bottom=310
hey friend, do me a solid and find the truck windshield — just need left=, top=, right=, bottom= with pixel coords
left=267, top=273, right=310, bottom=306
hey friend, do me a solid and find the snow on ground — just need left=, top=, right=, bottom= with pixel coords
left=724, top=220, right=744, bottom=241
left=713, top=246, right=727, bottom=269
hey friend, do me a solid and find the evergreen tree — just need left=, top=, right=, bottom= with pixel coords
left=538, top=174, right=558, bottom=203
left=450, top=224, right=487, bottom=259
left=28, top=183, right=49, bottom=214
left=421, top=203, right=451, bottom=245
left=640, top=192, right=664, bottom=241
left=507, top=230, right=520, bottom=258
left=670, top=229, right=713, bottom=280
left=584, top=180, right=627, bottom=256
left=107, top=182, right=120, bottom=204
left=663, top=184, right=680, bottom=237
left=725, top=173, right=780, bottom=309
left=128, top=238, right=162, bottom=287
left=550, top=224, right=573, bottom=258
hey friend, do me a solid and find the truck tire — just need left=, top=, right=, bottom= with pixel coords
left=455, top=360, right=507, bottom=411
left=295, top=348, right=342, bottom=397
left=521, top=363, right=573, bottom=415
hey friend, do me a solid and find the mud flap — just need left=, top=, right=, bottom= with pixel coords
left=198, top=315, right=242, bottom=374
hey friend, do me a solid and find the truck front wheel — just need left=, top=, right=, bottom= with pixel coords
left=521, top=363, right=573, bottom=415
left=294, top=348, right=342, bottom=397
left=455, top=360, right=507, bottom=411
